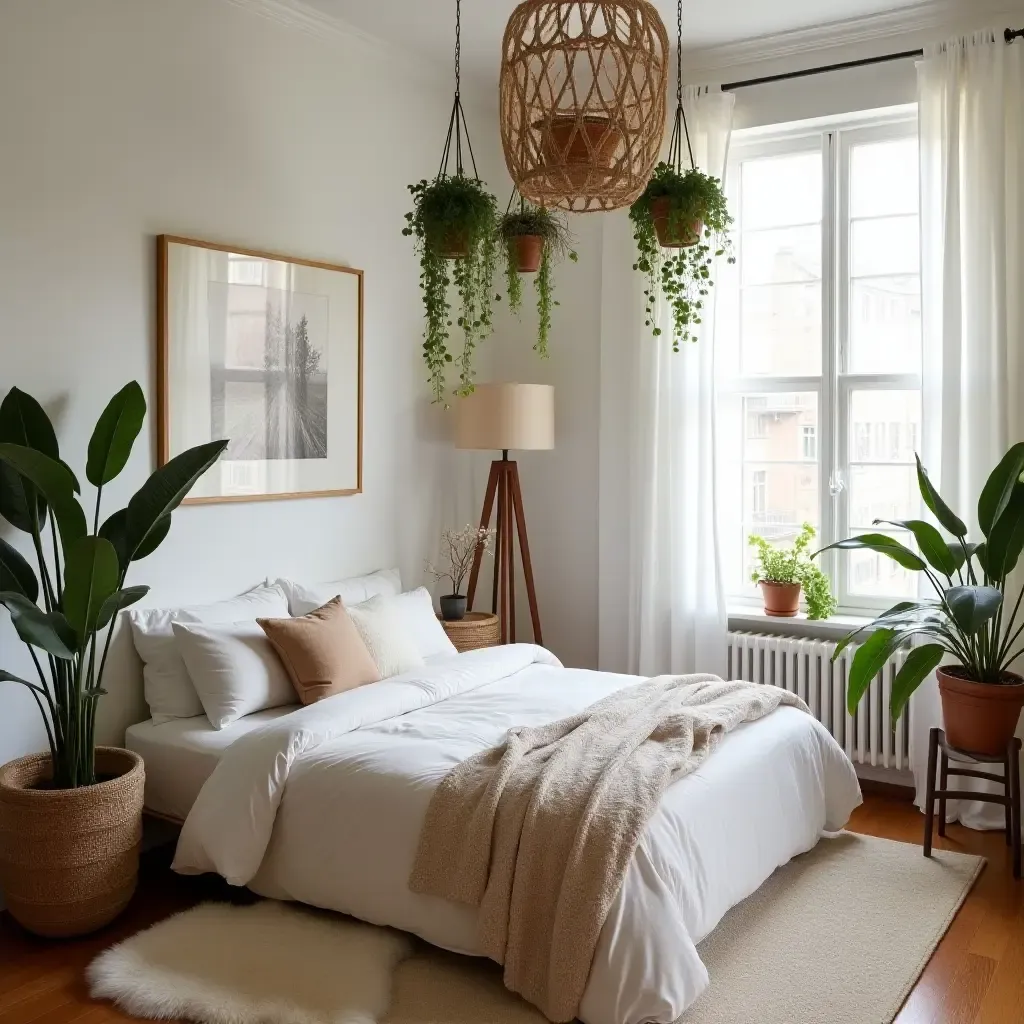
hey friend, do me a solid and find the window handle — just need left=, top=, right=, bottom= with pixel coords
left=829, top=472, right=846, bottom=498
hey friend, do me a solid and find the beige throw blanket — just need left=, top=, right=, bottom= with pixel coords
left=409, top=675, right=808, bottom=1022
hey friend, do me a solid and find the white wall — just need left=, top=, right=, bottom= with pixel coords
left=0, top=0, right=459, bottom=765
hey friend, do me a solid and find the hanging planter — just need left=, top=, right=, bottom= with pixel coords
left=628, top=0, right=734, bottom=350
left=498, top=201, right=577, bottom=358
left=402, top=0, right=499, bottom=404
left=500, top=1, right=669, bottom=212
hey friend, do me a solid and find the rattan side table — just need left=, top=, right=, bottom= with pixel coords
left=438, top=612, right=500, bottom=653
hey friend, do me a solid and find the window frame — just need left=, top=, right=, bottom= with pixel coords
left=721, top=108, right=922, bottom=615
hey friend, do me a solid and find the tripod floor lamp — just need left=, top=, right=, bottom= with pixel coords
left=456, top=383, right=554, bottom=645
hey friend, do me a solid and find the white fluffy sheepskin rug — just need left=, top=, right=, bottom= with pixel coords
left=87, top=901, right=412, bottom=1024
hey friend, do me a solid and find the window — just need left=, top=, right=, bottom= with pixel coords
left=718, top=109, right=922, bottom=611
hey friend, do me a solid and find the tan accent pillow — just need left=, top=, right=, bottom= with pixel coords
left=257, top=597, right=380, bottom=705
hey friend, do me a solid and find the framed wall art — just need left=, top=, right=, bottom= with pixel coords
left=157, top=235, right=363, bottom=503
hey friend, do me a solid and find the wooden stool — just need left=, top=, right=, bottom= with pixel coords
left=923, top=727, right=1021, bottom=879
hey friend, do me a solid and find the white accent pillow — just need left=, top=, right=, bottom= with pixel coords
left=129, top=584, right=290, bottom=722
left=346, top=595, right=425, bottom=679
left=386, top=587, right=457, bottom=659
left=276, top=569, right=402, bottom=617
left=171, top=620, right=297, bottom=730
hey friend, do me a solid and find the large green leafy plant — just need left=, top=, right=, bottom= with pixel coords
left=816, top=449, right=1024, bottom=722
left=498, top=204, right=577, bottom=359
left=629, top=163, right=734, bottom=350
left=403, top=175, right=499, bottom=403
left=0, top=384, right=226, bottom=788
left=749, top=523, right=837, bottom=621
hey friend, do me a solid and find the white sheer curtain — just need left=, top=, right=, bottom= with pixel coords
left=623, top=87, right=736, bottom=677
left=913, top=31, right=1024, bottom=826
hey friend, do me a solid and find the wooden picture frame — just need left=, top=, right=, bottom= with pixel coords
left=157, top=235, right=363, bottom=504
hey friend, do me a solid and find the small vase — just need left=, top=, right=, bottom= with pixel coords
left=650, top=197, right=702, bottom=248
left=512, top=234, right=544, bottom=273
left=759, top=581, right=801, bottom=617
left=937, top=666, right=1024, bottom=756
left=440, top=594, right=468, bottom=621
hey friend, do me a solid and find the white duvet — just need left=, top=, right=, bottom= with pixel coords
left=174, top=645, right=862, bottom=1024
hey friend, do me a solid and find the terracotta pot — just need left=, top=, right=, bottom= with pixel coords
left=759, top=581, right=801, bottom=618
left=937, top=666, right=1024, bottom=756
left=538, top=114, right=624, bottom=188
left=0, top=747, right=144, bottom=938
left=650, top=197, right=703, bottom=248
left=511, top=234, right=544, bottom=273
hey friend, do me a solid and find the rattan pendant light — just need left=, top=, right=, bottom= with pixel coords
left=500, top=1, right=670, bottom=213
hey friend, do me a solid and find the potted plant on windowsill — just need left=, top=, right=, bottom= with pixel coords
left=629, top=162, right=734, bottom=350
left=498, top=204, right=578, bottom=358
left=403, top=175, right=500, bottom=403
left=426, top=524, right=495, bottom=621
left=815, top=449, right=1024, bottom=756
left=749, top=523, right=837, bottom=620
left=0, top=384, right=226, bottom=937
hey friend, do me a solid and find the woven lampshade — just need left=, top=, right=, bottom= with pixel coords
left=500, top=0, right=669, bottom=213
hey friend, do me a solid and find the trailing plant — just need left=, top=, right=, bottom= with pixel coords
left=0, top=383, right=227, bottom=788
left=629, top=162, right=734, bottom=350
left=403, top=175, right=500, bottom=403
left=749, top=523, right=837, bottom=621
left=815, top=448, right=1024, bottom=721
left=498, top=205, right=577, bottom=358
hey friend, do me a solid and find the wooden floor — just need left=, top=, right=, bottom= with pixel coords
left=1, top=793, right=1021, bottom=1024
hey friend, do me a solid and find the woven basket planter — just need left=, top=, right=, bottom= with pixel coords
left=0, top=746, right=144, bottom=938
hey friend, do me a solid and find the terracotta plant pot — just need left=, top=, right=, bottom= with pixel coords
left=511, top=234, right=544, bottom=273
left=759, top=581, right=801, bottom=618
left=0, top=747, right=144, bottom=938
left=434, top=228, right=469, bottom=259
left=440, top=594, right=468, bottom=621
left=937, top=666, right=1024, bottom=756
left=650, top=197, right=703, bottom=248
left=538, top=114, right=624, bottom=188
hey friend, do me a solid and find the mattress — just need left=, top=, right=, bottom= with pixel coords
left=125, top=707, right=298, bottom=822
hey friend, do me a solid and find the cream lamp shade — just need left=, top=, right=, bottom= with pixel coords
left=455, top=383, right=554, bottom=451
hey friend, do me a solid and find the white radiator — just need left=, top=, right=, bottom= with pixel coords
left=727, top=631, right=912, bottom=772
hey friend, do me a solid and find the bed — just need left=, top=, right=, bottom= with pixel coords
left=154, top=644, right=861, bottom=1024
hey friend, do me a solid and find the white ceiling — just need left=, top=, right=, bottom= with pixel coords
left=304, top=0, right=948, bottom=82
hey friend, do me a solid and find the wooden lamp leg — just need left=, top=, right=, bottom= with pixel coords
left=466, top=460, right=500, bottom=611
left=509, top=461, right=542, bottom=646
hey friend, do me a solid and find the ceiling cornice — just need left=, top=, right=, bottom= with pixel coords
left=683, top=0, right=1024, bottom=77
left=221, top=0, right=372, bottom=46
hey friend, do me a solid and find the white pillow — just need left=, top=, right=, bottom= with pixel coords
left=129, top=583, right=290, bottom=722
left=277, top=568, right=402, bottom=617
left=346, top=595, right=425, bottom=679
left=386, top=587, right=457, bottom=659
left=171, top=620, right=297, bottom=730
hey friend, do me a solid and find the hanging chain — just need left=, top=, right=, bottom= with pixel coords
left=437, top=0, right=479, bottom=181
left=667, top=0, right=695, bottom=172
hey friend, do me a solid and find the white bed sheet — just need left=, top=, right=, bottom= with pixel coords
left=174, top=646, right=862, bottom=1024
left=125, top=708, right=297, bottom=821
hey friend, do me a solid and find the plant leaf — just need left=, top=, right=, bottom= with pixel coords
left=945, top=585, right=1003, bottom=634
left=916, top=454, right=967, bottom=538
left=945, top=541, right=979, bottom=573
left=890, top=644, right=945, bottom=724
left=98, top=508, right=129, bottom=570
left=133, top=512, right=171, bottom=561
left=86, top=381, right=146, bottom=487
left=0, top=444, right=86, bottom=557
left=815, top=533, right=926, bottom=571
left=0, top=592, right=77, bottom=658
left=983, top=483, right=1024, bottom=581
left=874, top=519, right=956, bottom=576
left=123, top=441, right=227, bottom=560
left=0, top=536, right=39, bottom=602
left=96, top=585, right=149, bottom=631
left=62, top=536, right=120, bottom=641
left=848, top=628, right=903, bottom=714
left=0, top=388, right=59, bottom=534
left=978, top=442, right=1024, bottom=537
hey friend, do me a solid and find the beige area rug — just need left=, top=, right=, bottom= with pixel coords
left=90, top=834, right=983, bottom=1024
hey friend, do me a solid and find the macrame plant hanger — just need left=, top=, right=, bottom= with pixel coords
left=437, top=0, right=478, bottom=181
left=666, top=0, right=695, bottom=176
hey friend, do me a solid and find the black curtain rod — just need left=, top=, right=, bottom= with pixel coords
left=721, top=25, right=1024, bottom=91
